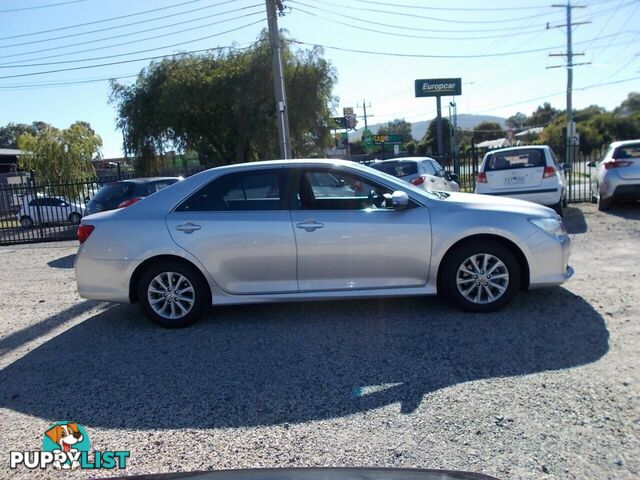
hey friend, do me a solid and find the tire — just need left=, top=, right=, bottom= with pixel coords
left=20, top=215, right=33, bottom=229
left=562, top=194, right=568, bottom=208
left=591, top=193, right=598, bottom=204
left=551, top=200, right=564, bottom=217
left=598, top=196, right=612, bottom=211
left=69, top=212, right=81, bottom=224
left=440, top=240, right=521, bottom=313
left=137, top=260, right=210, bottom=328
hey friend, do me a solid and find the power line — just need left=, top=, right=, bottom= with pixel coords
left=292, top=6, right=550, bottom=41
left=0, top=74, right=139, bottom=90
left=308, top=0, right=564, bottom=24
left=350, top=0, right=555, bottom=11
left=0, top=0, right=208, bottom=41
left=0, top=0, right=87, bottom=14
left=0, top=0, right=243, bottom=49
left=0, top=20, right=263, bottom=80
left=291, top=33, right=637, bottom=59
left=0, top=7, right=264, bottom=66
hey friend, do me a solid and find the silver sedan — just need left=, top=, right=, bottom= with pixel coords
left=591, top=139, right=640, bottom=211
left=75, top=159, right=573, bottom=328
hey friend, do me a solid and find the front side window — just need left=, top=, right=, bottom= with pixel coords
left=295, top=169, right=397, bottom=211
left=177, top=170, right=284, bottom=212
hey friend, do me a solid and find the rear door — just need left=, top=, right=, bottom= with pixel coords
left=483, top=148, right=546, bottom=191
left=289, top=167, right=431, bottom=291
left=166, top=168, right=298, bottom=295
left=613, top=143, right=640, bottom=180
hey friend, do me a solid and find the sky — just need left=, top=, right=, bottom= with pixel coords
left=0, top=0, right=638, bottom=157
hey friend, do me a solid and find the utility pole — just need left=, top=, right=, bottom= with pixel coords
left=357, top=99, right=374, bottom=130
left=549, top=1, right=589, bottom=165
left=265, top=0, right=292, bottom=159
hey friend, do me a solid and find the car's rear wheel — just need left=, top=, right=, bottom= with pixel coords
left=20, top=215, right=33, bottom=228
left=137, top=261, right=209, bottom=328
left=551, top=200, right=564, bottom=217
left=441, top=240, right=520, bottom=313
left=68, top=212, right=81, bottom=224
left=598, top=196, right=612, bottom=211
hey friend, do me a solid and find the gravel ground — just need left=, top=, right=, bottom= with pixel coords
left=0, top=203, right=638, bottom=480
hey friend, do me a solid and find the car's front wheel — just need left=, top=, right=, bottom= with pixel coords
left=137, top=261, right=209, bottom=328
left=441, top=240, right=520, bottom=313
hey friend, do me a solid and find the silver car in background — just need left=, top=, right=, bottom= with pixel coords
left=370, top=157, right=460, bottom=192
left=591, top=139, right=640, bottom=211
left=75, top=159, right=573, bottom=328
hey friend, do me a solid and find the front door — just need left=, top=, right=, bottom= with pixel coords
left=289, top=168, right=431, bottom=292
left=166, top=168, right=298, bottom=295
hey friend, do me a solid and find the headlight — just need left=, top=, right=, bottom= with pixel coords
left=529, top=217, right=568, bottom=239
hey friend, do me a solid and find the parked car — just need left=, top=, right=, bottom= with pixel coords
left=474, top=146, right=568, bottom=216
left=370, top=157, right=460, bottom=192
left=85, top=177, right=182, bottom=215
left=76, top=159, right=573, bottom=328
left=18, top=195, right=85, bottom=228
left=590, top=139, right=640, bottom=211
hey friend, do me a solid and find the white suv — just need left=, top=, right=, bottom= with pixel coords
left=475, top=146, right=568, bottom=216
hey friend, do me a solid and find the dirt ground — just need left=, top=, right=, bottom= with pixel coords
left=0, top=203, right=638, bottom=480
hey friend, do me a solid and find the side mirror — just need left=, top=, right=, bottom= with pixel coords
left=587, top=161, right=596, bottom=168
left=559, top=163, right=570, bottom=172
left=391, top=191, right=409, bottom=209
left=84, top=196, right=90, bottom=203
left=447, top=172, right=459, bottom=182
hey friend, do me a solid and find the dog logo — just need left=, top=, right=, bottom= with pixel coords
left=42, top=422, right=90, bottom=470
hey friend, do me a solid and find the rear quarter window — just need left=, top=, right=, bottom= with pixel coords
left=484, top=149, right=545, bottom=171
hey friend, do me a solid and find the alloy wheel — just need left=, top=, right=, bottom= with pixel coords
left=456, top=253, right=509, bottom=304
left=147, top=271, right=195, bottom=320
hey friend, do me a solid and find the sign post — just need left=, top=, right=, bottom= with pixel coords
left=414, top=78, right=462, bottom=163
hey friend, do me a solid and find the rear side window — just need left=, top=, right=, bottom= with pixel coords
left=484, top=149, right=545, bottom=171
left=614, top=143, right=640, bottom=159
left=93, top=182, right=135, bottom=202
left=370, top=161, right=418, bottom=177
left=422, top=161, right=435, bottom=175
left=176, top=170, right=284, bottom=212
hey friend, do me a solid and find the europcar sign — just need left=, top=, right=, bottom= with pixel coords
left=415, top=78, right=462, bottom=97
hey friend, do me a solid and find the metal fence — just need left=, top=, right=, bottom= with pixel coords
left=0, top=167, right=206, bottom=246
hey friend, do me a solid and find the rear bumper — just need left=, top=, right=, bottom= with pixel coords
left=475, top=187, right=562, bottom=206
left=75, top=248, right=138, bottom=303
left=611, top=183, right=640, bottom=200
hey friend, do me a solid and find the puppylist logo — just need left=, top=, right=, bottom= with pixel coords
left=9, top=421, right=130, bottom=471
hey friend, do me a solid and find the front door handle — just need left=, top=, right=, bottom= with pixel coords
left=176, top=222, right=201, bottom=233
left=296, top=220, right=324, bottom=232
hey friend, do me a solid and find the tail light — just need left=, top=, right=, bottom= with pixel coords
left=543, top=166, right=557, bottom=178
left=78, top=224, right=94, bottom=244
left=410, top=175, right=426, bottom=186
left=117, top=197, right=142, bottom=208
left=476, top=172, right=487, bottom=183
left=604, top=160, right=632, bottom=170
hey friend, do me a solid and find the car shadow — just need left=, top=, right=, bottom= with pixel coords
left=563, top=206, right=587, bottom=234
left=602, top=202, right=640, bottom=220
left=47, top=253, right=75, bottom=269
left=0, top=288, right=608, bottom=430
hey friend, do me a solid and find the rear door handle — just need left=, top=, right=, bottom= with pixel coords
left=296, top=220, right=324, bottom=232
left=176, top=222, right=201, bottom=233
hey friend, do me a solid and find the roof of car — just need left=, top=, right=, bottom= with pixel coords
left=609, top=139, right=640, bottom=147
left=375, top=157, right=436, bottom=163
left=485, top=145, right=549, bottom=154
left=113, top=176, right=182, bottom=184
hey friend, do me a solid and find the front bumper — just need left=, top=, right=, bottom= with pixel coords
left=526, top=229, right=573, bottom=288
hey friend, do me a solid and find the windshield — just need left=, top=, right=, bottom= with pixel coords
left=92, top=182, right=135, bottom=202
left=484, top=149, right=545, bottom=171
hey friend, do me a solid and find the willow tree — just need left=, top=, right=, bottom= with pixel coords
left=17, top=121, right=101, bottom=184
left=110, top=33, right=337, bottom=173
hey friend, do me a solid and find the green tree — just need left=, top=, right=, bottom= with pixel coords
left=472, top=121, right=505, bottom=143
left=0, top=121, right=50, bottom=149
left=614, top=92, right=640, bottom=116
left=110, top=33, right=337, bottom=172
left=421, top=117, right=451, bottom=158
left=506, top=112, right=527, bottom=130
left=526, top=102, right=561, bottom=127
left=17, top=122, right=101, bottom=184
left=377, top=118, right=413, bottom=143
